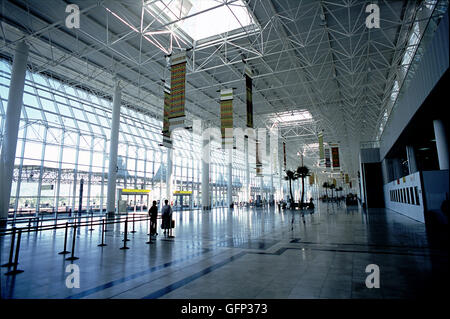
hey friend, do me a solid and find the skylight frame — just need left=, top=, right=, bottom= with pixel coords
left=272, top=110, right=314, bottom=125
left=148, top=0, right=259, bottom=43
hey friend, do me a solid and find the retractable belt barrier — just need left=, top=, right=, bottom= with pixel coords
left=5, top=229, right=24, bottom=276
left=1, top=215, right=157, bottom=276
left=0, top=215, right=151, bottom=235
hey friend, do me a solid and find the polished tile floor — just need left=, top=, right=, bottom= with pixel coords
left=1, top=202, right=448, bottom=299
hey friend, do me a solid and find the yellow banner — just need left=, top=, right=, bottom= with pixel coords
left=122, top=189, right=150, bottom=194
left=174, top=191, right=192, bottom=195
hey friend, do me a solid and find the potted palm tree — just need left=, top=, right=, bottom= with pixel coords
left=330, top=183, right=336, bottom=201
left=295, top=166, right=310, bottom=209
left=284, top=170, right=297, bottom=208
left=336, top=186, right=344, bottom=201
left=336, top=186, right=343, bottom=201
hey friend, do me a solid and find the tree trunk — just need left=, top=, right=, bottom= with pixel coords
left=300, top=177, right=305, bottom=208
left=289, top=179, right=293, bottom=204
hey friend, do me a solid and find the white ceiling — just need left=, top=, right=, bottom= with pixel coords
left=0, top=0, right=446, bottom=179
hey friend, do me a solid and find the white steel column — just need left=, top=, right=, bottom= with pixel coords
left=53, top=131, right=64, bottom=220
left=270, top=158, right=274, bottom=203
left=159, top=152, right=163, bottom=210
left=227, top=149, right=233, bottom=208
left=202, top=134, right=210, bottom=210
left=166, top=148, right=173, bottom=202
left=13, top=126, right=27, bottom=224
left=392, top=158, right=403, bottom=180
left=71, top=133, right=80, bottom=214
left=99, top=138, right=107, bottom=214
left=245, top=137, right=250, bottom=203
left=433, top=119, right=449, bottom=170
left=35, top=126, right=48, bottom=216
left=0, top=41, right=29, bottom=227
left=260, top=175, right=264, bottom=201
left=406, top=145, right=418, bottom=174
left=279, top=162, right=283, bottom=201
left=106, top=82, right=121, bottom=217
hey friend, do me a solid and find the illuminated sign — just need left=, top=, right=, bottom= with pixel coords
left=173, top=191, right=192, bottom=195
left=121, top=189, right=150, bottom=194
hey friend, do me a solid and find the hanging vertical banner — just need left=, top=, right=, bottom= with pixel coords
left=272, top=149, right=278, bottom=175
left=324, top=148, right=331, bottom=168
left=220, top=88, right=233, bottom=148
left=283, top=141, right=287, bottom=170
left=345, top=173, right=349, bottom=183
left=270, top=127, right=279, bottom=174
left=162, top=82, right=172, bottom=148
left=309, top=172, right=315, bottom=185
left=331, top=144, right=340, bottom=169
left=318, top=131, right=324, bottom=165
left=169, top=51, right=187, bottom=129
left=256, top=139, right=262, bottom=176
left=245, top=66, right=253, bottom=128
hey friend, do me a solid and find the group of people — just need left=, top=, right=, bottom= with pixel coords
left=148, top=199, right=174, bottom=237
left=277, top=198, right=315, bottom=210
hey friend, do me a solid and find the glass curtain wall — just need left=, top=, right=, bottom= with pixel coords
left=0, top=59, right=258, bottom=220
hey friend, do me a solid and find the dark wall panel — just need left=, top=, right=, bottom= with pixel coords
left=364, top=163, right=385, bottom=208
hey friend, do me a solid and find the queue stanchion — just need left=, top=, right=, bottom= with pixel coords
left=5, top=230, right=24, bottom=275
left=130, top=214, right=136, bottom=233
left=89, top=214, right=94, bottom=231
left=98, top=218, right=107, bottom=247
left=58, top=222, right=70, bottom=255
left=1, top=227, right=17, bottom=267
left=120, top=217, right=129, bottom=250
left=65, top=225, right=79, bottom=261
left=104, top=217, right=110, bottom=232
left=122, top=216, right=130, bottom=242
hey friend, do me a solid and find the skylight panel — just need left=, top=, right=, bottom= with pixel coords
left=274, top=110, right=313, bottom=124
left=152, top=0, right=256, bottom=41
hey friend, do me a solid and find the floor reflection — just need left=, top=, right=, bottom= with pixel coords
left=1, top=202, right=448, bottom=299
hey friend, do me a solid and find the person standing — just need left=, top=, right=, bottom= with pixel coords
left=161, top=199, right=172, bottom=235
left=148, top=200, right=158, bottom=236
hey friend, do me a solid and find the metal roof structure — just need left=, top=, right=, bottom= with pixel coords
left=0, top=0, right=447, bottom=179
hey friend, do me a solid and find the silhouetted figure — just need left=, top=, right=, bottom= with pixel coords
left=308, top=198, right=315, bottom=209
left=148, top=200, right=158, bottom=236
left=161, top=199, right=173, bottom=235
